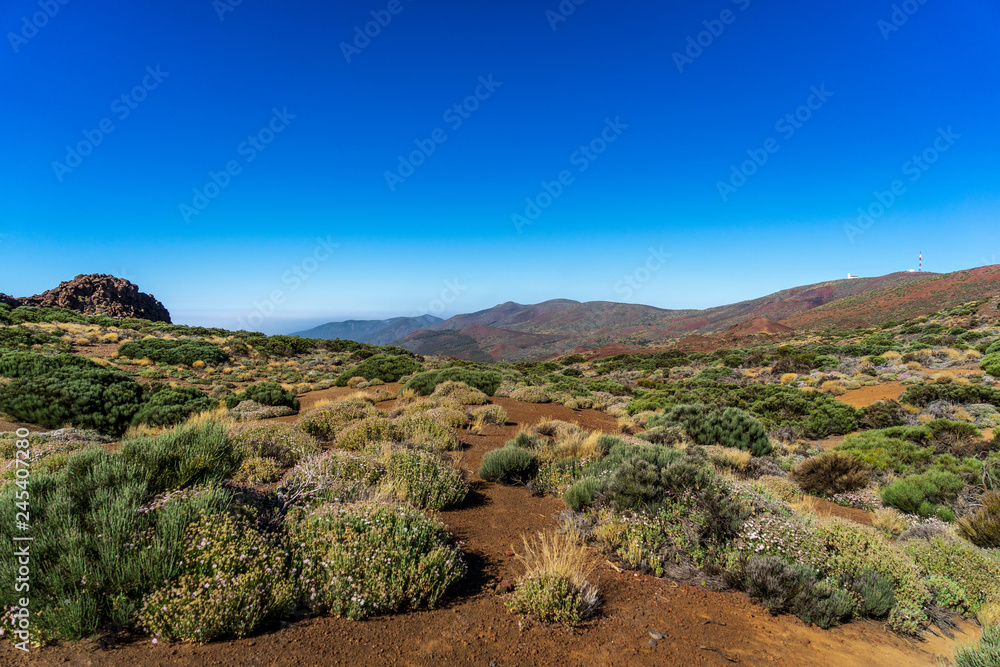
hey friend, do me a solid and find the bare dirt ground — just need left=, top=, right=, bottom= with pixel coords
left=4, top=390, right=981, bottom=666
left=836, top=382, right=907, bottom=409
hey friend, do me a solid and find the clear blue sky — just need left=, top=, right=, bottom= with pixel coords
left=1, top=0, right=998, bottom=333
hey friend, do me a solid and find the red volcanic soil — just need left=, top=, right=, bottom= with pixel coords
left=726, top=318, right=794, bottom=335
left=11, top=394, right=979, bottom=667
left=783, top=265, right=1000, bottom=330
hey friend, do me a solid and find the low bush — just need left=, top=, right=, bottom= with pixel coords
left=510, top=386, right=552, bottom=403
left=132, top=385, right=216, bottom=427
left=297, top=398, right=382, bottom=440
left=278, top=450, right=385, bottom=506
left=506, top=531, right=599, bottom=626
left=395, top=414, right=460, bottom=451
left=227, top=423, right=319, bottom=467
left=335, top=416, right=401, bottom=450
left=479, top=446, right=538, bottom=484
left=139, top=510, right=294, bottom=642
left=386, top=449, right=468, bottom=510
left=649, top=404, right=772, bottom=456
left=790, top=452, right=870, bottom=496
left=470, top=404, right=508, bottom=425
left=858, top=400, right=908, bottom=430
left=404, top=367, right=503, bottom=396
left=879, top=470, right=963, bottom=519
left=432, top=380, right=489, bottom=405
left=288, top=502, right=466, bottom=619
left=564, top=477, right=604, bottom=510
left=0, top=326, right=63, bottom=350
left=834, top=430, right=935, bottom=475
left=743, top=556, right=853, bottom=629
left=335, top=354, right=423, bottom=385
left=904, top=536, right=1000, bottom=607
left=118, top=338, right=228, bottom=366
left=0, top=350, right=101, bottom=377
left=225, top=381, right=299, bottom=411
left=981, top=353, right=1000, bottom=377
left=900, top=383, right=1000, bottom=408
left=0, top=366, right=145, bottom=436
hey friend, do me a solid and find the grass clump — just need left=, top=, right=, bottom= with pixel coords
left=225, top=381, right=299, bottom=411
left=959, top=491, right=1000, bottom=548
left=952, top=624, right=1000, bottom=667
left=506, top=530, right=599, bottom=626
left=879, top=470, right=963, bottom=520
left=297, top=398, right=381, bottom=440
left=510, top=386, right=552, bottom=403
left=288, top=502, right=465, bottom=620
left=432, top=380, right=489, bottom=405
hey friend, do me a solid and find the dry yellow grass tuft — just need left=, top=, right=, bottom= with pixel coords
left=872, top=507, right=907, bottom=536
left=781, top=372, right=799, bottom=385
left=821, top=380, right=846, bottom=396
left=513, top=530, right=596, bottom=591
left=192, top=360, right=206, bottom=369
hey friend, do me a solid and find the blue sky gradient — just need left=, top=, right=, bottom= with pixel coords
left=2, top=0, right=998, bottom=333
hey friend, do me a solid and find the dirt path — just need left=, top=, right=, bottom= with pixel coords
left=11, top=398, right=979, bottom=666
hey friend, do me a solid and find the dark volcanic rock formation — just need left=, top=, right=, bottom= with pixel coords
left=5, top=274, right=171, bottom=322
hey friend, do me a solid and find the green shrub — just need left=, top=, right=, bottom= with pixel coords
left=118, top=338, right=228, bottom=366
left=225, top=381, right=299, bottom=411
left=879, top=470, right=964, bottom=519
left=404, top=367, right=503, bottom=396
left=925, top=575, right=971, bottom=614
left=506, top=574, right=596, bottom=627
left=227, top=423, right=319, bottom=468
left=0, top=447, right=234, bottom=644
left=510, top=386, right=552, bottom=403
left=335, top=354, right=423, bottom=385
left=744, top=556, right=853, bottom=628
left=298, top=398, right=381, bottom=440
left=901, top=383, right=1000, bottom=408
left=470, top=403, right=507, bottom=425
left=279, top=450, right=385, bottom=506
left=288, top=502, right=465, bottom=619
left=0, top=351, right=101, bottom=377
left=926, top=419, right=984, bottom=456
left=905, top=537, right=1000, bottom=607
left=232, top=456, right=282, bottom=484
left=649, top=404, right=772, bottom=456
left=0, top=326, right=63, bottom=349
left=564, top=477, right=603, bottom=510
left=432, top=380, right=489, bottom=405
left=959, top=491, right=1000, bottom=548
left=814, top=519, right=929, bottom=633
left=117, top=421, right=243, bottom=490
left=506, top=431, right=540, bottom=449
left=844, top=568, right=896, bottom=618
left=335, top=416, right=402, bottom=450
left=0, top=366, right=145, bottom=436
left=132, top=385, right=216, bottom=427
left=790, top=452, right=870, bottom=496
left=395, top=414, right=460, bottom=451
left=834, top=431, right=935, bottom=475
left=138, top=510, right=294, bottom=642
left=982, top=353, right=1000, bottom=377
left=479, top=446, right=538, bottom=484
left=386, top=449, right=468, bottom=510
left=858, top=400, right=908, bottom=430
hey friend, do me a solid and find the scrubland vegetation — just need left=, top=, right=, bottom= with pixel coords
left=4, top=298, right=1000, bottom=661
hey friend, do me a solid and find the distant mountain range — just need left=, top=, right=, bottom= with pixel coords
left=291, top=315, right=442, bottom=346
left=289, top=266, right=1000, bottom=362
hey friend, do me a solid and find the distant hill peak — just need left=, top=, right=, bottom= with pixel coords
left=292, top=314, right=442, bottom=346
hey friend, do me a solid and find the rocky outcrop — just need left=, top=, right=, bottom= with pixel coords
left=4, top=274, right=171, bottom=323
